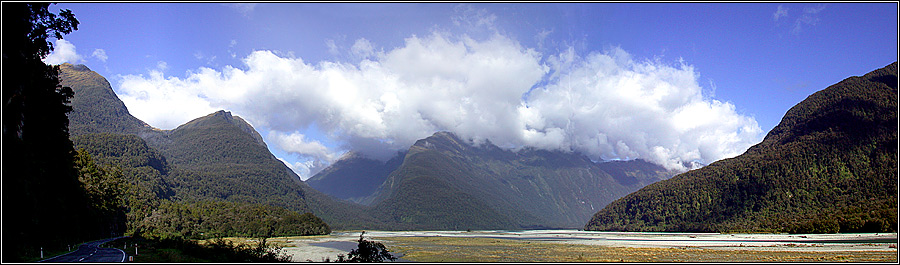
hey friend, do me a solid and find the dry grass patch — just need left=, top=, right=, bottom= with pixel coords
left=377, top=236, right=898, bottom=263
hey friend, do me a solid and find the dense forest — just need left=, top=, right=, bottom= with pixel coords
left=58, top=62, right=354, bottom=232
left=585, top=62, right=898, bottom=233
left=2, top=3, right=103, bottom=262
left=135, top=200, right=330, bottom=239
left=59, top=63, right=149, bottom=136
left=150, top=111, right=310, bottom=213
left=2, top=5, right=330, bottom=261
left=64, top=88, right=332, bottom=241
left=71, top=132, right=332, bottom=240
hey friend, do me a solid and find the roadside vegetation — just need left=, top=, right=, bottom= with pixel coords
left=103, top=236, right=292, bottom=262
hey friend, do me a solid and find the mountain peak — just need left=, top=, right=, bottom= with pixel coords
left=756, top=61, right=898, bottom=151
left=60, top=63, right=92, bottom=72
left=59, top=62, right=151, bottom=136
left=410, top=131, right=473, bottom=155
left=176, top=110, right=266, bottom=148
left=212, top=109, right=234, bottom=119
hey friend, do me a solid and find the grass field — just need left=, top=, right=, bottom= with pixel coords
left=378, top=236, right=898, bottom=262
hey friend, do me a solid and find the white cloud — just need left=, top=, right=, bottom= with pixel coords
left=43, top=39, right=82, bottom=65
left=773, top=5, right=788, bottom=21
left=792, top=4, right=826, bottom=34
left=325, top=39, right=340, bottom=55
left=535, top=28, right=553, bottom=49
left=117, top=30, right=762, bottom=172
left=452, top=4, right=497, bottom=31
left=269, top=131, right=338, bottom=163
left=223, top=3, right=257, bottom=17
left=229, top=40, right=238, bottom=58
left=277, top=157, right=325, bottom=181
left=350, top=38, right=376, bottom=60
left=156, top=61, right=168, bottom=71
left=269, top=131, right=339, bottom=179
left=523, top=47, right=761, bottom=170
left=117, top=69, right=218, bottom=129
left=92, top=49, right=108, bottom=62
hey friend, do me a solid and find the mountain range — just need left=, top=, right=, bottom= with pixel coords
left=585, top=62, right=898, bottom=233
left=58, top=61, right=897, bottom=233
left=59, top=63, right=677, bottom=231
left=311, top=131, right=675, bottom=229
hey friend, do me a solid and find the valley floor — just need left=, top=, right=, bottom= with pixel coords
left=269, top=230, right=897, bottom=262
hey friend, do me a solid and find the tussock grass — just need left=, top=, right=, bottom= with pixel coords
left=379, top=236, right=898, bottom=262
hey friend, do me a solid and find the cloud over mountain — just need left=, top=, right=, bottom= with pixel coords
left=43, top=39, right=82, bottom=65
left=115, top=30, right=762, bottom=174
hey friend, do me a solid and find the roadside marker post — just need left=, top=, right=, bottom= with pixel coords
left=40, top=247, right=43, bottom=259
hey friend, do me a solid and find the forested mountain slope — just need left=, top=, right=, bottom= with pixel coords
left=60, top=64, right=332, bottom=237
left=60, top=63, right=676, bottom=231
left=585, top=62, right=898, bottom=233
left=59, top=63, right=149, bottom=136
left=358, top=131, right=675, bottom=230
left=149, top=110, right=311, bottom=212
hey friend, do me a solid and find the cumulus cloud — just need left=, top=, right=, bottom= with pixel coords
left=269, top=131, right=338, bottom=162
left=92, top=48, right=108, bottom=62
left=522, top=47, right=762, bottom=170
left=43, top=39, right=82, bottom=65
left=269, top=131, right=339, bottom=178
left=117, top=69, right=218, bottom=129
left=117, top=30, right=762, bottom=172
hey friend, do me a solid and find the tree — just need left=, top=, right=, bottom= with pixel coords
left=343, top=231, right=397, bottom=262
left=2, top=2, right=83, bottom=262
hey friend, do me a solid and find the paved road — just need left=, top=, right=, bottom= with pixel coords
left=39, top=237, right=126, bottom=263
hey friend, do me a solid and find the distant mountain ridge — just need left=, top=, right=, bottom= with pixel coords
left=585, top=62, right=898, bottom=233
left=312, top=130, right=677, bottom=229
left=306, top=151, right=406, bottom=205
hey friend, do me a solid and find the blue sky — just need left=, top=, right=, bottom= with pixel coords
left=46, top=3, right=898, bottom=179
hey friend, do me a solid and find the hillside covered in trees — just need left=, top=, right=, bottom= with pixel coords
left=312, top=131, right=677, bottom=230
left=58, top=61, right=681, bottom=231
left=58, top=63, right=332, bottom=240
left=585, top=62, right=898, bottom=233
